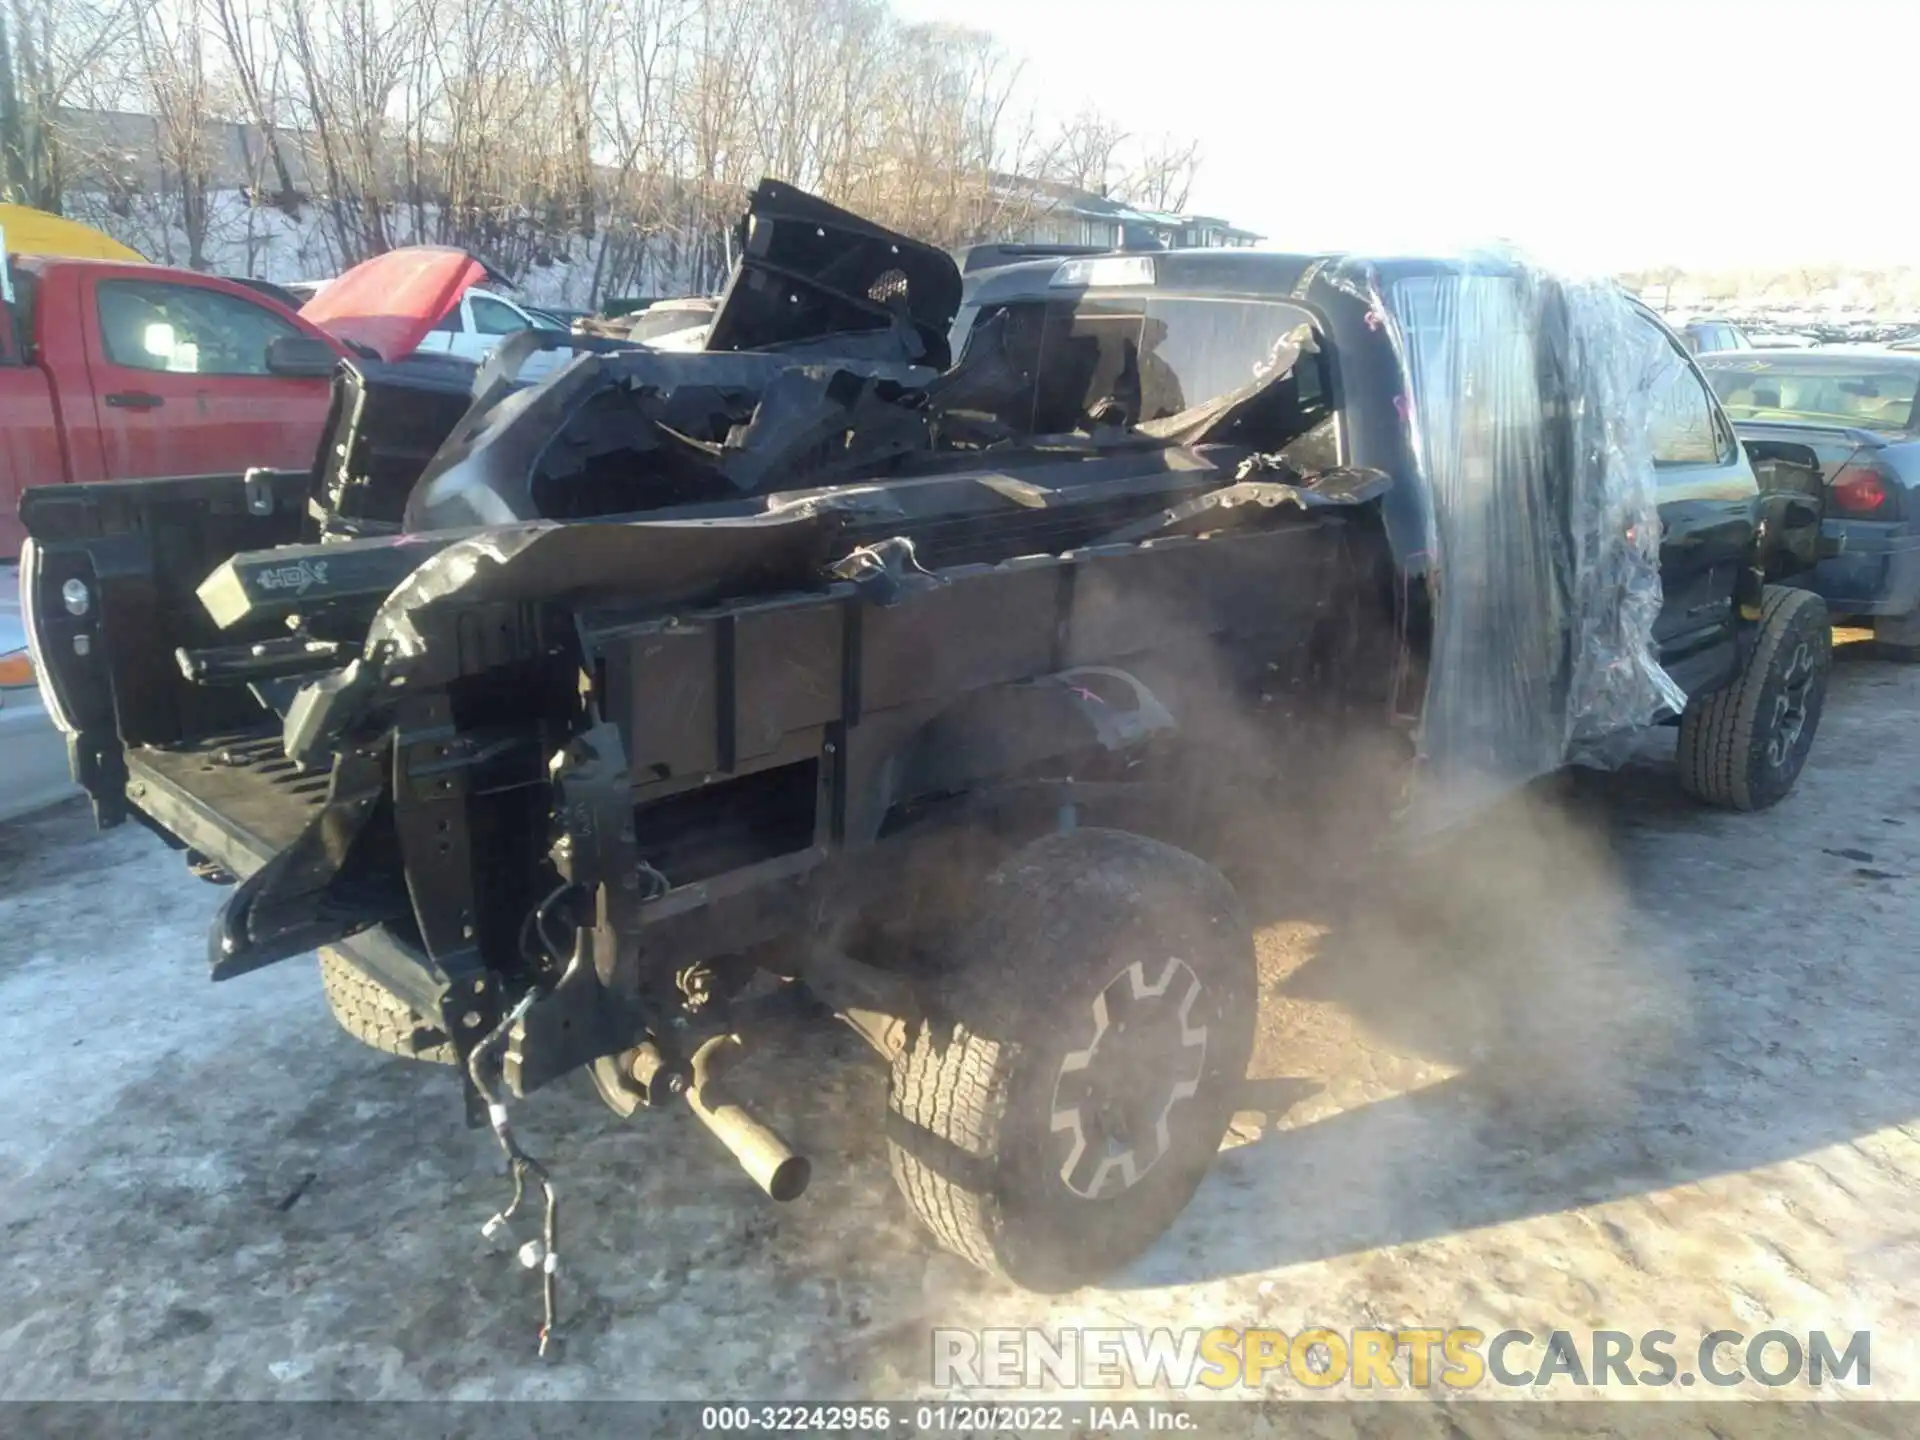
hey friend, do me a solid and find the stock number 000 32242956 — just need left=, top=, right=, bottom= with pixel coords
left=699, top=1405, right=1087, bottom=1432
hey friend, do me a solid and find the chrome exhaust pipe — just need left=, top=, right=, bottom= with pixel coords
left=687, top=1035, right=810, bottom=1202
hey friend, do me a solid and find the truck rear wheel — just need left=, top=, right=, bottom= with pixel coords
left=885, top=829, right=1256, bottom=1292
left=318, top=948, right=456, bottom=1065
left=1676, top=585, right=1829, bottom=811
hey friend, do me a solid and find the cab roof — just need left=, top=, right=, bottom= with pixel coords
left=961, top=247, right=1575, bottom=313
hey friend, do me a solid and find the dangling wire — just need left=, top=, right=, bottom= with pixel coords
left=517, top=880, right=587, bottom=974
left=468, top=987, right=562, bottom=1356
left=534, top=881, right=586, bottom=968
left=485, top=866, right=669, bottom=1352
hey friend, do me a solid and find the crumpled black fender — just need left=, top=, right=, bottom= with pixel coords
left=869, top=666, right=1180, bottom=835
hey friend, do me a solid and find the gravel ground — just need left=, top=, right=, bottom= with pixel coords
left=1, top=636, right=1917, bottom=1411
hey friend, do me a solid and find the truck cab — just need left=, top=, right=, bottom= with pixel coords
left=0, top=257, right=345, bottom=555
left=956, top=251, right=1796, bottom=722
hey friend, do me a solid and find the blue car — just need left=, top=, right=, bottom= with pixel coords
left=1700, top=350, right=1920, bottom=655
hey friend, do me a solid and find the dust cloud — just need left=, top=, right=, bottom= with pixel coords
left=1257, top=767, right=1696, bottom=1131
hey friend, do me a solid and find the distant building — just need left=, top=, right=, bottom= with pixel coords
left=1000, top=177, right=1262, bottom=252
left=56, top=107, right=318, bottom=196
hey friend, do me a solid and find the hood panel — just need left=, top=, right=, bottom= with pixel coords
left=300, top=247, right=488, bottom=360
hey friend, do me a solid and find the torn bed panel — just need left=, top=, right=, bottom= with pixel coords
left=400, top=348, right=939, bottom=532
left=1328, top=256, right=1684, bottom=821
left=704, top=180, right=964, bottom=368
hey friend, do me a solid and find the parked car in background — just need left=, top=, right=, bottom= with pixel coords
left=0, top=257, right=345, bottom=557
left=524, top=304, right=590, bottom=330
left=0, top=202, right=144, bottom=262
left=413, top=286, right=566, bottom=364
left=622, top=296, right=718, bottom=349
left=0, top=245, right=487, bottom=557
left=1678, top=318, right=1753, bottom=354
left=1702, top=350, right=1920, bottom=655
left=0, top=563, right=76, bottom=822
left=1749, top=331, right=1821, bottom=350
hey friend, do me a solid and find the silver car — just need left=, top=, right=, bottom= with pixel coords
left=0, top=564, right=79, bottom=823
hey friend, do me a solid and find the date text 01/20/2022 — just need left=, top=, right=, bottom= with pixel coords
left=698, top=1405, right=1194, bottom=1432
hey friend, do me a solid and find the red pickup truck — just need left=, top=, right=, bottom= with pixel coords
left=0, top=248, right=487, bottom=556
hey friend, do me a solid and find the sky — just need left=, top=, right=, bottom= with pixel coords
left=890, top=0, right=1919, bottom=274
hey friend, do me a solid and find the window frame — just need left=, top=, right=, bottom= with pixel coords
left=1641, top=317, right=1737, bottom=470
left=94, top=277, right=302, bottom=378
left=973, top=292, right=1326, bottom=438
left=468, top=293, right=531, bottom=337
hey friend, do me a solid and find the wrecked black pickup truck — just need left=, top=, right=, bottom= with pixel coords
left=18, top=182, right=1831, bottom=1348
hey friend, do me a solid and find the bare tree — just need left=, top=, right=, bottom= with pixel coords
left=1049, top=105, right=1127, bottom=196
left=1, top=0, right=137, bottom=210
left=126, top=0, right=229, bottom=268
left=522, top=0, right=618, bottom=236
left=277, top=0, right=437, bottom=261
left=1121, top=134, right=1200, bottom=215
left=26, top=0, right=1207, bottom=300
left=210, top=0, right=297, bottom=206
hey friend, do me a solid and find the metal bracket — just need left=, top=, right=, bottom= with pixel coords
left=390, top=698, right=500, bottom=1123
left=548, top=720, right=653, bottom=997
left=243, top=467, right=276, bottom=516
left=802, top=945, right=920, bottom=1061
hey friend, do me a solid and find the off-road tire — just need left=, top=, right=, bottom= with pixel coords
left=1873, top=609, right=1920, bottom=662
left=885, top=829, right=1256, bottom=1292
left=318, top=947, right=456, bottom=1064
left=1677, top=585, right=1830, bottom=811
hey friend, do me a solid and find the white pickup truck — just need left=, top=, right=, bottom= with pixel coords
left=413, top=287, right=568, bottom=363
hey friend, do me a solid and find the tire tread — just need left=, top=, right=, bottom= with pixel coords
left=318, top=947, right=456, bottom=1065
left=1676, top=585, right=1826, bottom=811
left=884, top=829, right=1251, bottom=1286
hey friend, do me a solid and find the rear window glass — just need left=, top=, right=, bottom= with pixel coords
left=965, top=295, right=1330, bottom=443
left=1706, top=362, right=1919, bottom=432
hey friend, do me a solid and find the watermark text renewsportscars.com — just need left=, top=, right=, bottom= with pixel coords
left=932, top=1327, right=1871, bottom=1391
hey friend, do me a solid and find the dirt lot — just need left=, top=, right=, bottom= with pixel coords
left=2, top=636, right=1916, bottom=1408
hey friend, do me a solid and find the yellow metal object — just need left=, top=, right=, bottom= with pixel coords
left=0, top=204, right=146, bottom=262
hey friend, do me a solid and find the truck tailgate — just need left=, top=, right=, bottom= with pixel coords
left=125, top=730, right=334, bottom=877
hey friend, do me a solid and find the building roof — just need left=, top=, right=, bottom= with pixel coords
left=990, top=174, right=1262, bottom=244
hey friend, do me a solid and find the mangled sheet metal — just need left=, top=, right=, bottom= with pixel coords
left=706, top=180, right=963, bottom=366
left=401, top=349, right=941, bottom=531
left=243, top=179, right=1403, bottom=784
left=382, top=181, right=967, bottom=533
left=277, top=502, right=868, bottom=767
